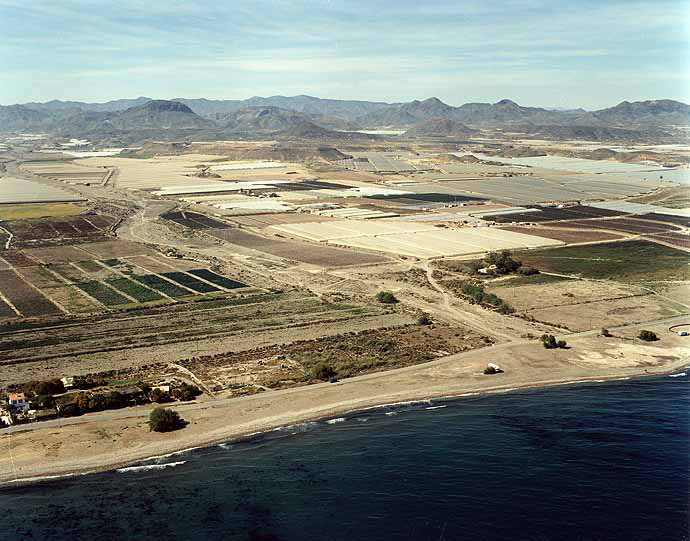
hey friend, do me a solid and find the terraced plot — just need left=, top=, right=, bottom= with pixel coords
left=0, top=269, right=62, bottom=317
left=104, top=276, right=165, bottom=302
left=188, top=269, right=247, bottom=289
left=0, top=298, right=17, bottom=319
left=160, top=271, right=220, bottom=293
left=75, top=281, right=132, bottom=306
left=128, top=273, right=193, bottom=297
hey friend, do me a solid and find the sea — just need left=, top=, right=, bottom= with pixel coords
left=1, top=374, right=688, bottom=541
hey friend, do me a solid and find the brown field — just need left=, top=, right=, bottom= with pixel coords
left=526, top=295, right=686, bottom=332
left=647, top=232, right=690, bottom=250
left=0, top=203, right=83, bottom=220
left=77, top=240, right=152, bottom=258
left=0, top=250, right=40, bottom=267
left=42, top=284, right=103, bottom=313
left=14, top=265, right=67, bottom=289
left=501, top=226, right=626, bottom=243
left=127, top=255, right=200, bottom=272
left=206, top=228, right=389, bottom=267
left=23, top=245, right=93, bottom=263
left=0, top=269, right=63, bottom=317
left=548, top=217, right=680, bottom=235
left=4, top=215, right=117, bottom=248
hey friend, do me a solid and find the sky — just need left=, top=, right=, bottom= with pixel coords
left=1, top=0, right=689, bottom=109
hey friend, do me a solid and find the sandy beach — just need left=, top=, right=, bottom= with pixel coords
left=1, top=325, right=688, bottom=487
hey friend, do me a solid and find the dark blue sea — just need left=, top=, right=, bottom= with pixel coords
left=1, top=374, right=688, bottom=541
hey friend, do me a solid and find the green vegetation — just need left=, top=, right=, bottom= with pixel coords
left=375, top=291, right=398, bottom=304
left=638, top=330, right=659, bottom=342
left=149, top=407, right=185, bottom=432
left=75, top=280, right=131, bottom=306
left=105, top=276, right=164, bottom=302
left=74, top=260, right=104, bottom=273
left=161, top=271, right=220, bottom=293
left=517, top=241, right=690, bottom=282
left=541, top=334, right=567, bottom=349
left=188, top=269, right=247, bottom=289
left=128, top=273, right=192, bottom=297
left=172, top=383, right=202, bottom=401
left=601, top=328, right=612, bottom=337
left=312, top=363, right=337, bottom=381
left=455, top=281, right=514, bottom=314
left=150, top=388, right=171, bottom=403
left=0, top=203, right=82, bottom=220
left=485, top=250, right=523, bottom=274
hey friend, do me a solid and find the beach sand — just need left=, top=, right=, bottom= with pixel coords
left=1, top=328, right=688, bottom=486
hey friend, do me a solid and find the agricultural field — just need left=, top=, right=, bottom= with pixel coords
left=515, top=240, right=690, bottom=282
left=0, top=292, right=395, bottom=368
left=501, top=226, right=625, bottom=244
left=2, top=214, right=116, bottom=248
left=206, top=228, right=389, bottom=267
left=161, top=211, right=232, bottom=229
left=548, top=217, right=681, bottom=236
left=482, top=205, right=625, bottom=223
left=0, top=177, right=84, bottom=204
left=19, top=160, right=110, bottom=185
left=268, top=219, right=563, bottom=259
left=0, top=203, right=83, bottom=220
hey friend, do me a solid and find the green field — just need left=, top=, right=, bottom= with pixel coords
left=128, top=273, right=192, bottom=297
left=161, top=271, right=220, bottom=293
left=105, top=276, right=164, bottom=302
left=74, top=260, right=104, bottom=273
left=517, top=240, right=690, bottom=282
left=188, top=269, right=247, bottom=289
left=0, top=203, right=83, bottom=220
left=75, top=281, right=132, bottom=306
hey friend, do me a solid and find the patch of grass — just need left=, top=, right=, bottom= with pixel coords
left=517, top=240, right=690, bottom=282
left=105, top=276, right=164, bottom=302
left=188, top=269, right=247, bottom=289
left=75, top=281, right=131, bottom=306
left=491, top=273, right=570, bottom=288
left=161, top=271, right=220, bottom=293
left=128, top=273, right=192, bottom=297
left=0, top=203, right=82, bottom=220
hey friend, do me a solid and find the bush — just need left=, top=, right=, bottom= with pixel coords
left=417, top=313, right=432, bottom=325
left=172, top=383, right=202, bottom=402
left=638, top=330, right=659, bottom=342
left=375, top=291, right=398, bottom=304
left=148, top=407, right=185, bottom=432
left=150, top=388, right=171, bottom=403
left=312, top=363, right=336, bottom=381
left=485, top=250, right=522, bottom=274
left=601, top=328, right=611, bottom=337
left=22, top=379, right=65, bottom=396
left=518, top=266, right=539, bottom=276
left=542, top=335, right=567, bottom=349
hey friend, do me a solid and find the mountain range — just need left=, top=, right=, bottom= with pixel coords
left=1, top=95, right=688, bottom=143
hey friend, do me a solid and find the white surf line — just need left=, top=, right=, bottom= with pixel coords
left=92, top=259, right=176, bottom=301
left=0, top=225, right=13, bottom=250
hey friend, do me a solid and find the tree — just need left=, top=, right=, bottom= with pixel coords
left=150, top=388, right=171, bottom=403
left=375, top=291, right=398, bottom=304
left=74, top=393, right=91, bottom=413
left=485, top=250, right=522, bottom=274
left=172, top=383, right=202, bottom=402
left=148, top=407, right=185, bottom=432
left=638, top=330, right=659, bottom=342
left=541, top=334, right=558, bottom=349
left=312, top=363, right=336, bottom=381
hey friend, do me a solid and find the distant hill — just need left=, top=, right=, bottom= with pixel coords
left=2, top=95, right=688, bottom=143
left=404, top=118, right=479, bottom=137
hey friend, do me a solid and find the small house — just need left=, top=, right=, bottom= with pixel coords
left=60, top=376, right=75, bottom=389
left=8, top=392, right=29, bottom=412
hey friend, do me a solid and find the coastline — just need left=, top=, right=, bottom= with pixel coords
left=1, top=330, right=688, bottom=488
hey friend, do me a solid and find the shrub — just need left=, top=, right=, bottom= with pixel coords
left=150, top=388, right=171, bottom=403
left=484, top=250, right=522, bottom=274
left=312, top=363, right=336, bottom=381
left=557, top=340, right=568, bottom=349
left=375, top=291, right=398, bottom=304
left=518, top=266, right=539, bottom=276
left=541, top=334, right=558, bottom=349
left=638, top=330, right=659, bottom=342
left=172, top=383, right=202, bottom=402
left=601, top=328, right=611, bottom=337
left=417, top=313, right=432, bottom=325
left=148, top=407, right=185, bottom=432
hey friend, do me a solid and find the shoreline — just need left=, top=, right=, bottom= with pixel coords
left=2, top=356, right=687, bottom=489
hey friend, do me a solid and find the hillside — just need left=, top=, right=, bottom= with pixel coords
left=404, top=118, right=479, bottom=137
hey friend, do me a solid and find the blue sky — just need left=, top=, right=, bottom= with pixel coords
left=1, top=0, right=688, bottom=108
